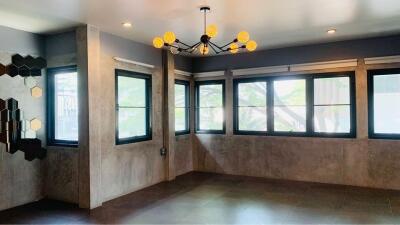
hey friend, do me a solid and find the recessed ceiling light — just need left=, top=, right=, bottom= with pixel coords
left=122, top=22, right=132, bottom=28
left=327, top=29, right=336, bottom=34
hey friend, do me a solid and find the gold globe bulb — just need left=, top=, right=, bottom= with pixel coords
left=246, top=40, right=257, bottom=52
left=163, top=31, right=176, bottom=45
left=153, top=37, right=164, bottom=48
left=237, top=31, right=250, bottom=43
left=229, top=43, right=239, bottom=53
left=206, top=24, right=218, bottom=38
left=199, top=44, right=209, bottom=55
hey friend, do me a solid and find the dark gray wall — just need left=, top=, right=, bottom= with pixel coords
left=44, top=31, right=76, bottom=59
left=174, top=55, right=192, bottom=72
left=0, top=25, right=44, bottom=56
left=100, top=32, right=162, bottom=67
left=192, top=34, right=400, bottom=72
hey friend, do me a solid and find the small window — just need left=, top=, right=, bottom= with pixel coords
left=175, top=80, right=190, bottom=135
left=115, top=70, right=152, bottom=144
left=314, top=76, right=353, bottom=134
left=47, top=66, right=79, bottom=147
left=233, top=79, right=267, bottom=134
left=368, top=69, right=400, bottom=139
left=273, top=79, right=306, bottom=133
left=196, top=80, right=225, bottom=134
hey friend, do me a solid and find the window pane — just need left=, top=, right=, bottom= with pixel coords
left=199, top=84, right=223, bottom=107
left=118, top=76, right=146, bottom=107
left=118, top=108, right=146, bottom=139
left=238, top=107, right=267, bottom=131
left=274, top=80, right=306, bottom=106
left=238, top=82, right=267, bottom=107
left=314, top=106, right=350, bottom=133
left=314, top=77, right=350, bottom=105
left=54, top=72, right=78, bottom=141
left=274, top=79, right=306, bottom=132
left=374, top=74, right=400, bottom=134
left=175, top=84, right=186, bottom=107
left=274, top=106, right=306, bottom=132
left=199, top=107, right=223, bottom=130
left=175, top=108, right=186, bottom=131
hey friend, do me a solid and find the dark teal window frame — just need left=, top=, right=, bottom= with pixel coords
left=175, top=79, right=190, bottom=136
left=115, top=69, right=152, bottom=145
left=46, top=65, right=79, bottom=147
left=233, top=72, right=356, bottom=138
left=195, top=80, right=226, bottom=134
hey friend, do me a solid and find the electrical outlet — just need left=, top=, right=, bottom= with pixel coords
left=160, top=147, right=167, bottom=156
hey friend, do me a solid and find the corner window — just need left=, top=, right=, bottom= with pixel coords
left=368, top=69, right=400, bottom=139
left=47, top=66, right=79, bottom=146
left=195, top=80, right=225, bottom=134
left=233, top=72, right=355, bottom=137
left=175, top=80, right=190, bottom=135
left=115, top=70, right=152, bottom=144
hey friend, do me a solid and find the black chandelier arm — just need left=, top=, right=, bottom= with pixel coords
left=219, top=39, right=239, bottom=49
left=188, top=42, right=201, bottom=53
left=207, top=43, right=220, bottom=54
left=175, top=39, right=192, bottom=49
left=208, top=41, right=224, bottom=52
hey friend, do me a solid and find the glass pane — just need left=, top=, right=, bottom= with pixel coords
left=238, top=82, right=267, bottom=107
left=199, top=107, right=224, bottom=130
left=199, top=84, right=223, bottom=107
left=118, top=108, right=146, bottom=139
left=274, top=106, right=306, bottom=132
left=238, top=107, right=267, bottom=131
left=314, top=77, right=350, bottom=105
left=314, top=106, right=350, bottom=133
left=54, top=72, right=78, bottom=141
left=175, top=108, right=186, bottom=131
left=274, top=79, right=306, bottom=106
left=374, top=74, right=400, bottom=134
left=175, top=84, right=186, bottom=108
left=118, top=76, right=146, bottom=107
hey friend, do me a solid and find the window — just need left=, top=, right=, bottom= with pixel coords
left=196, top=80, right=225, bottom=133
left=233, top=72, right=355, bottom=137
left=274, top=79, right=306, bottom=133
left=47, top=66, right=78, bottom=146
left=175, top=80, right=190, bottom=135
left=233, top=79, right=267, bottom=134
left=368, top=69, right=400, bottom=139
left=115, top=70, right=152, bottom=144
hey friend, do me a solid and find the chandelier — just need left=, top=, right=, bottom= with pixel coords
left=152, top=6, right=257, bottom=55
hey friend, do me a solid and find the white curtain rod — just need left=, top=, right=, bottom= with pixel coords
left=113, top=57, right=155, bottom=69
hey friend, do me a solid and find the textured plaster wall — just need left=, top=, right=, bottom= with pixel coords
left=194, top=61, right=400, bottom=191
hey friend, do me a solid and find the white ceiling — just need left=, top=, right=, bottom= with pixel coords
left=1, top=0, right=400, bottom=53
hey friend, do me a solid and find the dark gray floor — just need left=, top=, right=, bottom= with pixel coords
left=1, top=172, right=400, bottom=224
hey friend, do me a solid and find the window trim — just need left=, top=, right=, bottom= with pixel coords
left=368, top=68, right=400, bottom=140
left=115, top=69, right=152, bottom=145
left=175, top=79, right=190, bottom=136
left=195, top=80, right=226, bottom=134
left=46, top=65, right=79, bottom=147
left=233, top=72, right=356, bottom=138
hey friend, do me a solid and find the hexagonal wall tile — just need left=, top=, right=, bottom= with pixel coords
left=0, top=64, right=5, bottom=76
left=11, top=54, right=25, bottom=67
left=6, top=64, right=18, bottom=77
left=18, top=65, right=30, bottom=77
left=31, top=86, right=43, bottom=98
left=24, top=77, right=37, bottom=88
left=30, top=118, right=42, bottom=131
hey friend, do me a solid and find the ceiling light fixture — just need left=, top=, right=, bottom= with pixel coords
left=122, top=22, right=132, bottom=28
left=327, top=29, right=336, bottom=34
left=152, top=6, right=257, bottom=55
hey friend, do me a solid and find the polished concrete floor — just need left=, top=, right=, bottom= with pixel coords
left=1, top=172, right=400, bottom=224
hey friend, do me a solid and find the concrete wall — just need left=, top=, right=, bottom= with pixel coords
left=0, top=26, right=45, bottom=211
left=43, top=30, right=79, bottom=204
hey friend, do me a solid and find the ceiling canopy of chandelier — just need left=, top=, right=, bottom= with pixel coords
left=152, top=6, right=257, bottom=55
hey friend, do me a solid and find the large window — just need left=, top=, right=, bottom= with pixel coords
left=368, top=69, right=400, bottom=139
left=233, top=72, right=355, bottom=137
left=47, top=66, right=78, bottom=146
left=115, top=70, right=152, bottom=144
left=175, top=80, right=190, bottom=135
left=195, top=80, right=225, bottom=134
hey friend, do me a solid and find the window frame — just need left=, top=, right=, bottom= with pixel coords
left=233, top=72, right=356, bottom=138
left=115, top=69, right=152, bottom=145
left=46, top=65, right=79, bottom=147
left=368, top=68, right=400, bottom=140
left=195, top=80, right=226, bottom=134
left=175, top=79, right=190, bottom=136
